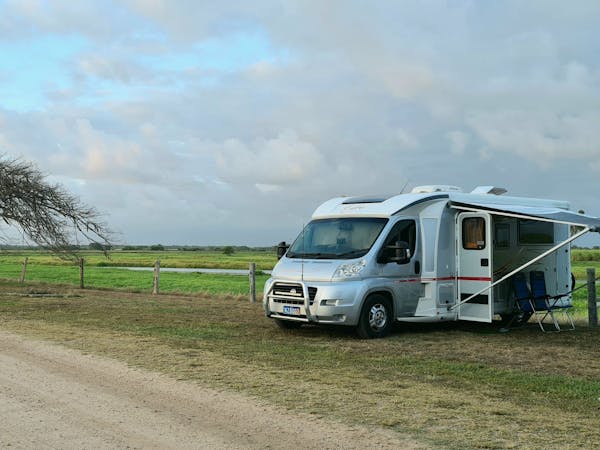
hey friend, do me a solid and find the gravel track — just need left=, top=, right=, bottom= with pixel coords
left=0, top=330, right=419, bottom=449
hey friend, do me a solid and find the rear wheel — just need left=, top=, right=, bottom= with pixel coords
left=356, top=294, right=393, bottom=339
left=275, top=319, right=302, bottom=330
left=500, top=310, right=532, bottom=327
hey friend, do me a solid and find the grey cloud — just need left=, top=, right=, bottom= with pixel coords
left=2, top=1, right=600, bottom=245
left=216, top=130, right=324, bottom=185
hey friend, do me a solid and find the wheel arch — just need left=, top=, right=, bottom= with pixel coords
left=361, top=289, right=395, bottom=318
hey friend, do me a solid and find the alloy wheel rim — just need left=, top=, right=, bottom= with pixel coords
left=368, top=304, right=387, bottom=330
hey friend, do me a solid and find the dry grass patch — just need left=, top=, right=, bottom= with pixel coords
left=1, top=281, right=599, bottom=449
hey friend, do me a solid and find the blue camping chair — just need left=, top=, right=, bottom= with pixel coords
left=509, top=272, right=535, bottom=326
left=508, top=272, right=575, bottom=332
left=528, top=271, right=575, bottom=332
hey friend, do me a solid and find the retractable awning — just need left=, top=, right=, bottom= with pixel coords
left=450, top=201, right=600, bottom=232
left=449, top=200, right=599, bottom=311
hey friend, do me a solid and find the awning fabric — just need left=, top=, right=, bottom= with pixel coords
left=450, top=201, right=600, bottom=232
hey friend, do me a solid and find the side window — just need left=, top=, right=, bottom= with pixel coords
left=462, top=217, right=486, bottom=250
left=381, top=220, right=416, bottom=261
left=518, top=219, right=554, bottom=244
left=495, top=223, right=510, bottom=248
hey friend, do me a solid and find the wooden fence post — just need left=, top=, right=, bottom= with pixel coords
left=20, top=256, right=28, bottom=283
left=152, top=259, right=160, bottom=295
left=79, top=257, right=85, bottom=289
left=587, top=268, right=598, bottom=328
left=249, top=262, right=256, bottom=303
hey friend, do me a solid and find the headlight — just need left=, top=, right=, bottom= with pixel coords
left=262, top=278, right=274, bottom=302
left=333, top=259, right=367, bottom=279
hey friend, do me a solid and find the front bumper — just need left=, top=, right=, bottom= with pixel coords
left=263, top=278, right=364, bottom=326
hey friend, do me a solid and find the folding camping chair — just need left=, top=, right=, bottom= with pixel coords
left=528, top=271, right=575, bottom=332
left=504, top=272, right=535, bottom=330
left=506, top=271, right=575, bottom=332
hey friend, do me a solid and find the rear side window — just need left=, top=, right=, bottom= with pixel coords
left=462, top=217, right=486, bottom=250
left=518, top=219, right=554, bottom=244
left=495, top=223, right=510, bottom=248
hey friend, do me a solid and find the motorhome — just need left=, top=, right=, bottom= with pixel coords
left=263, top=185, right=600, bottom=338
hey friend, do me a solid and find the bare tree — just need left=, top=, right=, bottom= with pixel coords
left=0, top=156, right=112, bottom=257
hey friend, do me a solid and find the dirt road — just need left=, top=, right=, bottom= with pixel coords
left=0, top=331, right=419, bottom=449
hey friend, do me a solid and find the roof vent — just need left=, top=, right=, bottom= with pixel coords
left=411, top=185, right=462, bottom=194
left=470, top=186, right=507, bottom=196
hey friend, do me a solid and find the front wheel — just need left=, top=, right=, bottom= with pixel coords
left=356, top=294, right=393, bottom=339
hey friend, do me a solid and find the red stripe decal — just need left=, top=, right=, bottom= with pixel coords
left=393, top=276, right=492, bottom=283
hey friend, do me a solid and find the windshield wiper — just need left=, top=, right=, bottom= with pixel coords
left=288, top=252, right=337, bottom=259
left=336, top=249, right=368, bottom=258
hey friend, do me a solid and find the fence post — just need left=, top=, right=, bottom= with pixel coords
left=249, top=262, right=256, bottom=303
left=152, top=259, right=160, bottom=295
left=79, top=257, right=85, bottom=289
left=20, top=256, right=28, bottom=283
left=587, top=268, right=598, bottom=328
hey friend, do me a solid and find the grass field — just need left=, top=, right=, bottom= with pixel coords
left=0, top=249, right=275, bottom=296
left=1, top=248, right=598, bottom=296
left=1, top=281, right=599, bottom=449
left=1, top=248, right=599, bottom=447
left=0, top=249, right=278, bottom=270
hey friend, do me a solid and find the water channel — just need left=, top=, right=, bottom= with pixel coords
left=112, top=267, right=272, bottom=275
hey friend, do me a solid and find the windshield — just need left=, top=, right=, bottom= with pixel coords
left=287, top=217, right=388, bottom=259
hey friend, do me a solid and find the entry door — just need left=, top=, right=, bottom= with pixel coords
left=457, top=212, right=493, bottom=322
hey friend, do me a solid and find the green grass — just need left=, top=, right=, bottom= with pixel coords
left=1, top=282, right=599, bottom=449
left=1, top=249, right=600, bottom=448
left=0, top=249, right=277, bottom=270
left=1, top=248, right=598, bottom=307
left=0, top=262, right=269, bottom=296
left=572, top=259, right=600, bottom=280
left=572, top=248, right=600, bottom=262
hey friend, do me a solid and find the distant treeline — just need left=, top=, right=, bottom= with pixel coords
left=0, top=243, right=276, bottom=252
left=119, top=245, right=275, bottom=252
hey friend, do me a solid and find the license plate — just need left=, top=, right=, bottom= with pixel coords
left=283, top=305, right=301, bottom=315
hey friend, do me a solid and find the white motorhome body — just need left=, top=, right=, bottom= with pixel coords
left=263, top=186, right=600, bottom=337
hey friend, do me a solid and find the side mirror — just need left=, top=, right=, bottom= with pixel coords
left=380, top=240, right=411, bottom=264
left=276, top=241, right=289, bottom=260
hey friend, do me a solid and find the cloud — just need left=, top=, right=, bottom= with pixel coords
left=216, top=130, right=324, bottom=186
left=446, top=131, right=469, bottom=155
left=466, top=110, right=600, bottom=165
left=396, top=129, right=419, bottom=150
left=2, top=1, right=600, bottom=245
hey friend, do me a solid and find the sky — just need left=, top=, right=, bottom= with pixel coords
left=1, top=0, right=599, bottom=246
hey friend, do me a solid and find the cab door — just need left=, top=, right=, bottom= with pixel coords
left=457, top=212, right=493, bottom=322
left=376, top=219, right=421, bottom=316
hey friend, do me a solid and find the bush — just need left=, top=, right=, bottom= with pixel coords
left=222, top=246, right=235, bottom=255
left=89, top=242, right=111, bottom=251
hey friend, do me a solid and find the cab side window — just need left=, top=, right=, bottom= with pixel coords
left=380, top=220, right=416, bottom=262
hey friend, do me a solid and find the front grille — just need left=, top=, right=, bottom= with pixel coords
left=271, top=283, right=318, bottom=305
left=308, top=287, right=317, bottom=303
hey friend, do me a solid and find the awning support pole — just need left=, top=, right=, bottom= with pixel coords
left=451, top=226, right=590, bottom=310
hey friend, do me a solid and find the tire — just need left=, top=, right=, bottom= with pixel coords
left=356, top=294, right=393, bottom=339
left=275, top=319, right=302, bottom=330
left=500, top=310, right=532, bottom=326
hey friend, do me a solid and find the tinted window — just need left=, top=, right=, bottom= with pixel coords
left=380, top=219, right=417, bottom=263
left=462, top=217, right=486, bottom=250
left=495, top=223, right=510, bottom=248
left=518, top=219, right=554, bottom=244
